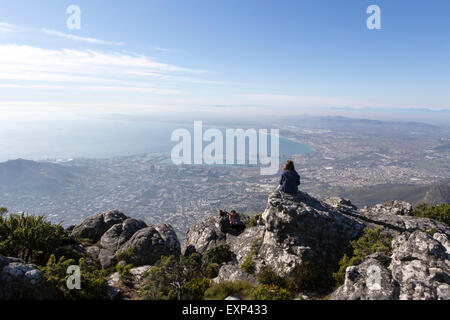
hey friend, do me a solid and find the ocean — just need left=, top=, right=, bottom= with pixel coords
left=0, top=118, right=313, bottom=162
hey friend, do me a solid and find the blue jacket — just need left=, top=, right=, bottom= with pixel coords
left=280, top=170, right=300, bottom=194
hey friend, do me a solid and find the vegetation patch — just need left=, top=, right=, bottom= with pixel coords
left=0, top=212, right=70, bottom=265
left=241, top=239, right=261, bottom=274
left=204, top=280, right=255, bottom=300
left=333, top=228, right=392, bottom=286
left=41, top=254, right=109, bottom=300
left=412, top=203, right=450, bottom=226
left=139, top=254, right=208, bottom=300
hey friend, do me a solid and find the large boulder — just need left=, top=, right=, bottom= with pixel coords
left=183, top=191, right=366, bottom=280
left=71, top=210, right=128, bottom=242
left=182, top=215, right=227, bottom=256
left=258, top=191, right=366, bottom=276
left=0, top=256, right=58, bottom=300
left=331, top=231, right=450, bottom=300
left=116, top=224, right=181, bottom=266
left=98, top=218, right=147, bottom=268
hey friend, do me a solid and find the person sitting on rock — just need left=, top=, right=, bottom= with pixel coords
left=229, top=210, right=246, bottom=231
left=217, top=210, right=231, bottom=233
left=279, top=160, right=301, bottom=194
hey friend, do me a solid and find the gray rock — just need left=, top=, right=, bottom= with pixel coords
left=212, top=264, right=258, bottom=286
left=107, top=265, right=152, bottom=300
left=331, top=231, right=450, bottom=300
left=330, top=253, right=396, bottom=300
left=182, top=215, right=227, bottom=256
left=225, top=294, right=242, bottom=300
left=0, top=256, right=58, bottom=300
left=98, top=218, right=147, bottom=268
left=259, top=191, right=366, bottom=276
left=71, top=210, right=128, bottom=242
left=117, top=224, right=181, bottom=266
left=390, top=231, right=450, bottom=300
left=85, top=246, right=100, bottom=260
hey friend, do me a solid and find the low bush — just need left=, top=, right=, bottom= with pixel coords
left=41, top=254, right=109, bottom=300
left=0, top=213, right=69, bottom=265
left=333, top=228, right=392, bottom=286
left=248, top=284, right=291, bottom=300
left=257, top=266, right=286, bottom=288
left=139, top=254, right=204, bottom=300
left=412, top=203, right=450, bottom=226
left=204, top=280, right=255, bottom=300
left=202, top=244, right=233, bottom=266
left=241, top=239, right=261, bottom=274
left=183, top=278, right=211, bottom=300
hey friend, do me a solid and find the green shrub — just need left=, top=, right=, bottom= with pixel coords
left=204, top=263, right=220, bottom=278
left=257, top=266, right=286, bottom=288
left=116, top=263, right=134, bottom=284
left=116, top=246, right=136, bottom=263
left=139, top=254, right=204, bottom=300
left=247, top=214, right=261, bottom=227
left=204, top=280, right=255, bottom=300
left=41, top=254, right=108, bottom=300
left=0, top=207, right=7, bottom=217
left=333, top=228, right=392, bottom=286
left=241, top=239, right=261, bottom=274
left=183, top=278, right=211, bottom=300
left=0, top=213, right=69, bottom=264
left=202, top=244, right=233, bottom=266
left=412, top=203, right=450, bottom=226
left=248, top=284, right=291, bottom=300
left=288, top=261, right=322, bottom=293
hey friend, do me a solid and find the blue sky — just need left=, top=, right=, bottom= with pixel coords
left=0, top=0, right=449, bottom=118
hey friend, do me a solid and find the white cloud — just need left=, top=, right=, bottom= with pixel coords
left=42, top=29, right=124, bottom=46
left=0, top=22, right=18, bottom=33
left=152, top=46, right=184, bottom=53
left=0, top=45, right=214, bottom=95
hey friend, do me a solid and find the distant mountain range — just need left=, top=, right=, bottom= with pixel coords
left=340, top=181, right=450, bottom=208
left=0, top=159, right=86, bottom=195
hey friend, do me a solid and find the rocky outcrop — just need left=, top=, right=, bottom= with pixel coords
left=325, top=197, right=449, bottom=237
left=184, top=189, right=450, bottom=300
left=182, top=216, right=228, bottom=256
left=117, top=224, right=180, bottom=266
left=99, top=218, right=147, bottom=268
left=71, top=210, right=128, bottom=242
left=70, top=211, right=180, bottom=269
left=331, top=231, right=450, bottom=300
left=184, top=191, right=367, bottom=279
left=107, top=265, right=152, bottom=300
left=0, top=256, right=58, bottom=300
left=258, top=191, right=366, bottom=276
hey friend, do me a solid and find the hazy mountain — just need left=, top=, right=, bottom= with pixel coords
left=423, top=181, right=450, bottom=205
left=0, top=159, right=87, bottom=195
left=339, top=182, right=450, bottom=208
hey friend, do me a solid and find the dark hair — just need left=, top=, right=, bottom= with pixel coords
left=283, top=160, right=296, bottom=171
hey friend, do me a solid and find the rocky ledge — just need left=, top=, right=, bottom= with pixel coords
left=183, top=190, right=450, bottom=300
left=1, top=190, right=448, bottom=300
